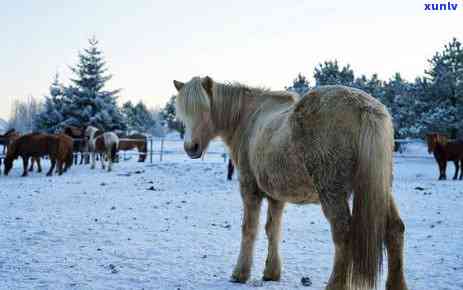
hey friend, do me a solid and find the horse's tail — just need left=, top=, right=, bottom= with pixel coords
left=350, top=107, right=393, bottom=289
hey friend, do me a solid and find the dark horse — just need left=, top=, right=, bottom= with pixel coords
left=426, top=132, right=463, bottom=180
left=4, top=133, right=73, bottom=177
left=117, top=133, right=148, bottom=162
left=63, top=126, right=88, bottom=164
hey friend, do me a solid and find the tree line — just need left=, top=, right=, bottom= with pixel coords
left=6, top=37, right=463, bottom=139
left=287, top=38, right=463, bottom=139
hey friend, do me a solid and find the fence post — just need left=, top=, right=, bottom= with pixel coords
left=160, top=138, right=164, bottom=162
left=150, top=137, right=153, bottom=164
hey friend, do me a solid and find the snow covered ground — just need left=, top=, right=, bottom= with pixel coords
left=1, top=142, right=462, bottom=290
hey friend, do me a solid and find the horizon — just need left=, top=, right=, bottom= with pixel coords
left=1, top=0, right=462, bottom=120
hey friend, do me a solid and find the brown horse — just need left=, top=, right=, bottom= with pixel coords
left=174, top=77, right=408, bottom=290
left=117, top=133, right=147, bottom=162
left=1, top=129, right=42, bottom=172
left=426, top=132, right=463, bottom=180
left=63, top=126, right=88, bottom=164
left=4, top=133, right=73, bottom=176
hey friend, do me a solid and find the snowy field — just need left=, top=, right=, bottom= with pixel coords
left=1, top=142, right=462, bottom=290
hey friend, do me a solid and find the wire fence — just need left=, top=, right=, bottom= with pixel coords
left=0, top=138, right=430, bottom=164
left=0, top=137, right=230, bottom=164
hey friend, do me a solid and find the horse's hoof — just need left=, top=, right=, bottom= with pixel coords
left=230, top=277, right=247, bottom=284
left=262, top=275, right=280, bottom=282
left=230, top=272, right=249, bottom=283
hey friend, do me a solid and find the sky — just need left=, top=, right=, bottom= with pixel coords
left=1, top=0, right=462, bottom=120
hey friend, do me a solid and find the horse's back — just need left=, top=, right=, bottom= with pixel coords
left=15, top=133, right=58, bottom=156
left=250, top=85, right=391, bottom=201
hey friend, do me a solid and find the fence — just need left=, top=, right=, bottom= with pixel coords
left=0, top=138, right=430, bottom=165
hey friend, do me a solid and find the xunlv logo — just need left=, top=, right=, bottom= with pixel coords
left=424, top=2, right=459, bottom=10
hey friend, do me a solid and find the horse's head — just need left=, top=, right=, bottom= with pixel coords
left=3, top=141, right=17, bottom=175
left=174, top=76, right=217, bottom=159
left=426, top=133, right=448, bottom=154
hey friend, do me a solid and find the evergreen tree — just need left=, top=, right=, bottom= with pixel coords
left=314, top=60, right=354, bottom=86
left=424, top=38, right=463, bottom=138
left=62, top=37, right=126, bottom=130
left=122, top=100, right=157, bottom=133
left=382, top=73, right=417, bottom=138
left=286, top=73, right=310, bottom=96
left=353, top=74, right=386, bottom=102
left=35, top=74, right=67, bottom=133
left=161, top=95, right=185, bottom=138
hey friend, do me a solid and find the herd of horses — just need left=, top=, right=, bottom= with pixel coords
left=0, top=126, right=148, bottom=176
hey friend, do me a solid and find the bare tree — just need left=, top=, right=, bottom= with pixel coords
left=8, top=96, right=42, bottom=133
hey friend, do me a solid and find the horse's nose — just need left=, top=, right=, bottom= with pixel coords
left=184, top=142, right=201, bottom=159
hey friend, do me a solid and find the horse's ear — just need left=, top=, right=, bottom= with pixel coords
left=173, top=80, right=185, bottom=91
left=201, top=76, right=213, bottom=96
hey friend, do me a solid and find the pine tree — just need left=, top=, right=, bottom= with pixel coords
left=353, top=74, right=386, bottom=102
left=62, top=37, right=126, bottom=130
left=424, top=38, right=463, bottom=138
left=122, top=100, right=157, bottom=133
left=35, top=73, right=67, bottom=133
left=314, top=60, right=354, bottom=86
left=286, top=73, right=310, bottom=96
left=161, top=95, right=185, bottom=138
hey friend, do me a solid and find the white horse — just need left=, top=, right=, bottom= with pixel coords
left=85, top=126, right=119, bottom=171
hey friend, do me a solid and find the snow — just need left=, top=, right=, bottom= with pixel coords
left=1, top=142, right=462, bottom=290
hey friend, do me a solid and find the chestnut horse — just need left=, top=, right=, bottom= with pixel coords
left=426, top=132, right=463, bottom=180
left=4, top=133, right=73, bottom=176
left=1, top=129, right=42, bottom=172
left=173, top=77, right=408, bottom=290
left=117, top=133, right=147, bottom=162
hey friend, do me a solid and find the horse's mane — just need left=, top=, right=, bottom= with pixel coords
left=176, top=76, right=298, bottom=129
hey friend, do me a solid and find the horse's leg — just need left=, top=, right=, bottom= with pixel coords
left=57, top=159, right=63, bottom=175
left=460, top=160, right=463, bottom=180
left=47, top=158, right=56, bottom=176
left=91, top=152, right=96, bottom=169
left=453, top=160, right=459, bottom=180
left=438, top=159, right=447, bottom=180
left=385, top=194, right=408, bottom=290
left=320, top=192, right=351, bottom=290
left=21, top=157, right=29, bottom=177
left=29, top=158, right=34, bottom=172
left=36, top=158, right=42, bottom=173
left=227, top=159, right=234, bottom=181
left=263, top=198, right=285, bottom=281
left=231, top=188, right=263, bottom=283
left=107, top=149, right=112, bottom=172
left=101, top=153, right=106, bottom=170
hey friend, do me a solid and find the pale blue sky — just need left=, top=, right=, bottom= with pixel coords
left=1, top=0, right=462, bottom=119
